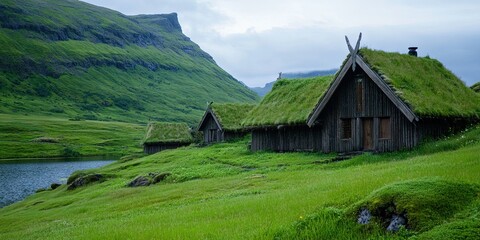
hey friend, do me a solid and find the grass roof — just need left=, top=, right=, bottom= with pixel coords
left=471, top=82, right=480, bottom=93
left=359, top=48, right=480, bottom=118
left=242, top=76, right=333, bottom=127
left=143, top=122, right=193, bottom=144
left=210, top=103, right=256, bottom=131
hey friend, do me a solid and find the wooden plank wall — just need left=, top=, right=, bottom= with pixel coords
left=143, top=142, right=190, bottom=155
left=315, top=68, right=416, bottom=153
left=200, top=114, right=224, bottom=144
left=250, top=125, right=322, bottom=152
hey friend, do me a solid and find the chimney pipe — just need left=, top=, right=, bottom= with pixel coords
left=408, top=47, right=418, bottom=57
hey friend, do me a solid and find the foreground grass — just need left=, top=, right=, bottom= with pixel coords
left=0, top=126, right=479, bottom=239
left=0, top=114, right=144, bottom=159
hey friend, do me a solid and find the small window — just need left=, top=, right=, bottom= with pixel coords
left=341, top=118, right=352, bottom=140
left=356, top=78, right=364, bottom=113
left=379, top=117, right=391, bottom=139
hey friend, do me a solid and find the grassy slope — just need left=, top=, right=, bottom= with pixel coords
left=0, top=0, right=258, bottom=125
left=0, top=114, right=145, bottom=159
left=0, top=126, right=479, bottom=239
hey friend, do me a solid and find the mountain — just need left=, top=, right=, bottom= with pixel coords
left=250, top=69, right=337, bottom=97
left=0, top=0, right=258, bottom=124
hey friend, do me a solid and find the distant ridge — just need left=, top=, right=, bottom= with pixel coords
left=250, top=69, right=337, bottom=97
left=0, top=0, right=259, bottom=124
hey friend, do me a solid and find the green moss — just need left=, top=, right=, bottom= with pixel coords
left=143, top=122, right=193, bottom=144
left=242, top=76, right=333, bottom=126
left=351, top=178, right=479, bottom=232
left=209, top=103, right=255, bottom=130
left=359, top=48, right=480, bottom=118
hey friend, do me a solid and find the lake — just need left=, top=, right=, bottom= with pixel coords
left=0, top=158, right=115, bottom=208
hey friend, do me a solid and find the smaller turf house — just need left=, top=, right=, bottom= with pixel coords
left=242, top=76, right=333, bottom=152
left=143, top=122, right=193, bottom=154
left=197, top=103, right=255, bottom=144
left=243, top=34, right=480, bottom=153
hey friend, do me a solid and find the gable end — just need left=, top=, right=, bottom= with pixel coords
left=307, top=56, right=418, bottom=126
left=197, top=109, right=223, bottom=131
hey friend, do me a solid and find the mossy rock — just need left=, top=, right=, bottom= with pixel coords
left=152, top=172, right=172, bottom=184
left=67, top=174, right=105, bottom=190
left=127, top=175, right=151, bottom=187
left=50, top=183, right=61, bottom=190
left=350, top=178, right=479, bottom=232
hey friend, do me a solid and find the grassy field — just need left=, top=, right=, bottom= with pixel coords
left=0, top=125, right=479, bottom=239
left=0, top=114, right=145, bottom=159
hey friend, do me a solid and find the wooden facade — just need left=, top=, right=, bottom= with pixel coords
left=250, top=125, right=322, bottom=152
left=311, top=68, right=417, bottom=152
left=198, top=110, right=248, bottom=144
left=143, top=142, right=190, bottom=155
left=142, top=122, right=193, bottom=155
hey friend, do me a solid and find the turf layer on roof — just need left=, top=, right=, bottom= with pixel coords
left=210, top=103, right=255, bottom=131
left=242, top=76, right=333, bottom=127
left=360, top=48, right=480, bottom=118
left=143, top=122, right=193, bottom=144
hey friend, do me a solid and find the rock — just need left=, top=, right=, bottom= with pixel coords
left=50, top=183, right=61, bottom=190
left=67, top=174, right=104, bottom=190
left=387, top=214, right=407, bottom=232
left=152, top=172, right=171, bottom=184
left=127, top=176, right=151, bottom=187
left=357, top=208, right=372, bottom=224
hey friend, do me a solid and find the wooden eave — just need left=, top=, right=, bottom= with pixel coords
left=197, top=108, right=223, bottom=131
left=307, top=55, right=418, bottom=126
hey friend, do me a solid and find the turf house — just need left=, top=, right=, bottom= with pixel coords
left=143, top=122, right=193, bottom=154
left=243, top=34, right=480, bottom=153
left=242, top=76, right=332, bottom=151
left=197, top=103, right=255, bottom=144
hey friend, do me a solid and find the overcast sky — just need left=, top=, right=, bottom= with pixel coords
left=82, top=0, right=480, bottom=87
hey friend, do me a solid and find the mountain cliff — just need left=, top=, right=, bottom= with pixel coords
left=0, top=0, right=258, bottom=124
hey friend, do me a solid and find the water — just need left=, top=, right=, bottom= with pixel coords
left=0, top=158, right=115, bottom=208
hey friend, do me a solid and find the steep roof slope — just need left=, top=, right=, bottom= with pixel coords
left=143, top=122, right=193, bottom=144
left=359, top=48, right=480, bottom=118
left=210, top=103, right=255, bottom=131
left=242, top=76, right=333, bottom=127
left=198, top=103, right=255, bottom=131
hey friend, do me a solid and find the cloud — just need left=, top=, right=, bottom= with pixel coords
left=81, top=0, right=480, bottom=87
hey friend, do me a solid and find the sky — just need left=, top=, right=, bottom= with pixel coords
left=81, top=0, right=480, bottom=87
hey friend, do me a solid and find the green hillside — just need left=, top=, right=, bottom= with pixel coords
left=1, top=125, right=479, bottom=239
left=472, top=82, right=480, bottom=93
left=0, top=0, right=258, bottom=124
left=0, top=114, right=145, bottom=159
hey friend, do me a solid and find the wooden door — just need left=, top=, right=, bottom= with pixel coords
left=363, top=118, right=373, bottom=150
left=209, top=129, right=217, bottom=143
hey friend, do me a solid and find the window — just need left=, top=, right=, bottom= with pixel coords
left=356, top=78, right=364, bottom=113
left=341, top=118, right=352, bottom=140
left=379, top=117, right=391, bottom=139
